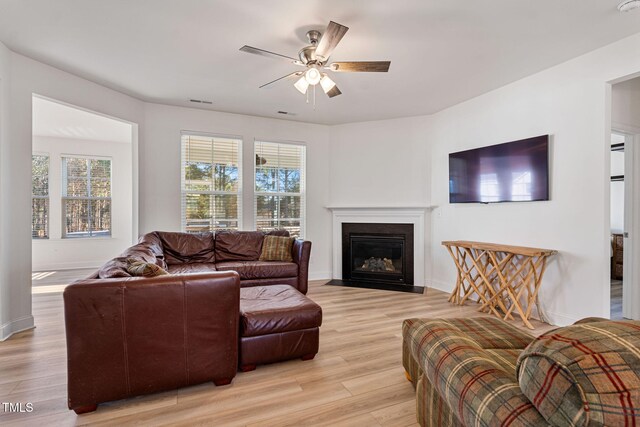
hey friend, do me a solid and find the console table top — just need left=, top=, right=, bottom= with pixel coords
left=442, top=240, right=557, bottom=257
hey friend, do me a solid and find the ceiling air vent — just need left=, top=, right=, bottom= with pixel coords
left=277, top=111, right=296, bottom=116
left=189, top=99, right=213, bottom=104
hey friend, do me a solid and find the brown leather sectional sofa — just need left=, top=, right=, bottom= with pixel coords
left=95, top=230, right=312, bottom=294
left=64, top=230, right=312, bottom=414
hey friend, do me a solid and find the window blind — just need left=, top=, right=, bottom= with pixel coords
left=62, top=156, right=112, bottom=238
left=32, top=154, right=50, bottom=239
left=254, top=141, right=306, bottom=238
left=181, top=134, right=242, bottom=232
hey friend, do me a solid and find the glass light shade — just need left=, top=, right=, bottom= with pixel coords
left=294, top=76, right=309, bottom=94
left=304, top=68, right=321, bottom=85
left=320, top=74, right=336, bottom=93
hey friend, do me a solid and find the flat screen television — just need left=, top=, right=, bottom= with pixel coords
left=449, top=135, right=549, bottom=204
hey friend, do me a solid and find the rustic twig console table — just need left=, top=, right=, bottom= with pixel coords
left=442, top=240, right=557, bottom=329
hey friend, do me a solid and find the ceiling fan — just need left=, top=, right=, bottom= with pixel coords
left=239, top=21, right=390, bottom=100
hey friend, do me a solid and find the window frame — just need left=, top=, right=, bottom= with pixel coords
left=61, top=155, right=113, bottom=239
left=180, top=131, right=243, bottom=233
left=253, top=140, right=306, bottom=238
left=32, top=152, right=50, bottom=240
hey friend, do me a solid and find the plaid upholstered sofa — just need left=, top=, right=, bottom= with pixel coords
left=402, top=317, right=640, bottom=426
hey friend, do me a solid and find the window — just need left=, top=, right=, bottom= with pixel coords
left=62, top=156, right=112, bottom=238
left=255, top=141, right=306, bottom=238
left=32, top=154, right=49, bottom=239
left=181, top=134, right=241, bottom=232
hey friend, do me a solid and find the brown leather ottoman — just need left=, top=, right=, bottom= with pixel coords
left=239, top=284, right=322, bottom=371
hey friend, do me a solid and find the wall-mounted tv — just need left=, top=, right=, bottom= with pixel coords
left=449, top=135, right=549, bottom=204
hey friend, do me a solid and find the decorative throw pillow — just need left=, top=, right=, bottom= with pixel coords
left=126, top=259, right=169, bottom=277
left=516, top=320, right=640, bottom=427
left=259, top=236, right=295, bottom=262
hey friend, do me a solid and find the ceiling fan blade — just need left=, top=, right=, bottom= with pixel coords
left=328, top=61, right=391, bottom=72
left=259, top=71, right=303, bottom=89
left=326, top=85, right=342, bottom=98
left=240, top=45, right=298, bottom=62
left=315, top=21, right=349, bottom=62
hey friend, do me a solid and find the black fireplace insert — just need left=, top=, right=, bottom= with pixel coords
left=340, top=223, right=415, bottom=290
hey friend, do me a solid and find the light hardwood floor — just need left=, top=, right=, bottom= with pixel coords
left=611, top=279, right=623, bottom=320
left=1, top=272, right=554, bottom=426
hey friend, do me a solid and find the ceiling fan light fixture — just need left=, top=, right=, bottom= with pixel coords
left=304, top=68, right=322, bottom=85
left=618, top=0, right=640, bottom=12
left=320, top=74, right=336, bottom=93
left=294, top=76, right=309, bottom=94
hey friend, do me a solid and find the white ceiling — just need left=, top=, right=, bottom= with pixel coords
left=33, top=96, right=132, bottom=143
left=3, top=1, right=640, bottom=125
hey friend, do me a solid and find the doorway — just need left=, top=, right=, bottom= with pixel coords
left=610, top=76, right=640, bottom=320
left=610, top=131, right=628, bottom=319
left=31, top=95, right=136, bottom=293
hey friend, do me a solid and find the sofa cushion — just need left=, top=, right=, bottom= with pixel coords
left=137, top=232, right=167, bottom=268
left=126, top=260, right=169, bottom=277
left=137, top=232, right=164, bottom=257
left=98, top=257, right=132, bottom=279
left=215, top=261, right=297, bottom=280
left=259, top=236, right=295, bottom=262
left=517, top=320, right=640, bottom=427
left=166, top=263, right=217, bottom=275
left=121, top=243, right=157, bottom=265
left=214, top=230, right=290, bottom=262
left=239, top=285, right=322, bottom=337
left=157, top=231, right=215, bottom=264
left=214, top=230, right=264, bottom=262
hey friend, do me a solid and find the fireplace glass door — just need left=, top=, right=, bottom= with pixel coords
left=349, top=236, right=405, bottom=283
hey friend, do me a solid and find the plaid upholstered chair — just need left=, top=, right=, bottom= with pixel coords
left=402, top=317, right=640, bottom=426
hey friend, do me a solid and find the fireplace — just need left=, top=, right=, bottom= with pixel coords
left=341, top=223, right=415, bottom=290
left=328, top=207, right=427, bottom=293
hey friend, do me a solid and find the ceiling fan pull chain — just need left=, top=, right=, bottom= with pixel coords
left=313, top=84, right=316, bottom=110
left=306, top=88, right=309, bottom=104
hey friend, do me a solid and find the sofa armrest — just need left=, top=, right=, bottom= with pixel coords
left=406, top=319, right=547, bottom=426
left=292, top=239, right=312, bottom=294
left=573, top=317, right=610, bottom=325
left=63, top=271, right=240, bottom=411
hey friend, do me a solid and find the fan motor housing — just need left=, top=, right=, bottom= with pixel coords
left=298, top=45, right=318, bottom=65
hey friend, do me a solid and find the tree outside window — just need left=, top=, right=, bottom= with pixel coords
left=32, top=154, right=50, bottom=239
left=62, top=157, right=112, bottom=238
left=255, top=141, right=305, bottom=238
left=181, top=134, right=241, bottom=232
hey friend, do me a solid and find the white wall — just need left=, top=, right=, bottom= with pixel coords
left=2, top=52, right=144, bottom=340
left=141, top=103, right=332, bottom=280
left=328, top=117, right=431, bottom=207
left=426, top=32, right=640, bottom=325
left=32, top=136, right=133, bottom=271
left=328, top=116, right=432, bottom=283
left=0, top=41, right=20, bottom=340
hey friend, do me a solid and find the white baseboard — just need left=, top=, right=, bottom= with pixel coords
left=309, top=271, right=332, bottom=281
left=0, top=315, right=35, bottom=341
left=541, top=310, right=579, bottom=327
left=32, top=261, right=101, bottom=272
left=427, top=279, right=454, bottom=294
left=426, top=279, right=579, bottom=327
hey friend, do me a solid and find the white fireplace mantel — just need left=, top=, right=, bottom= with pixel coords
left=327, top=206, right=430, bottom=286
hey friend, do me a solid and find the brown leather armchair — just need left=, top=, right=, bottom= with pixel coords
left=64, top=271, right=240, bottom=414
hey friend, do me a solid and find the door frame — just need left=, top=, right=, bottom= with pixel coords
left=611, top=126, right=640, bottom=319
